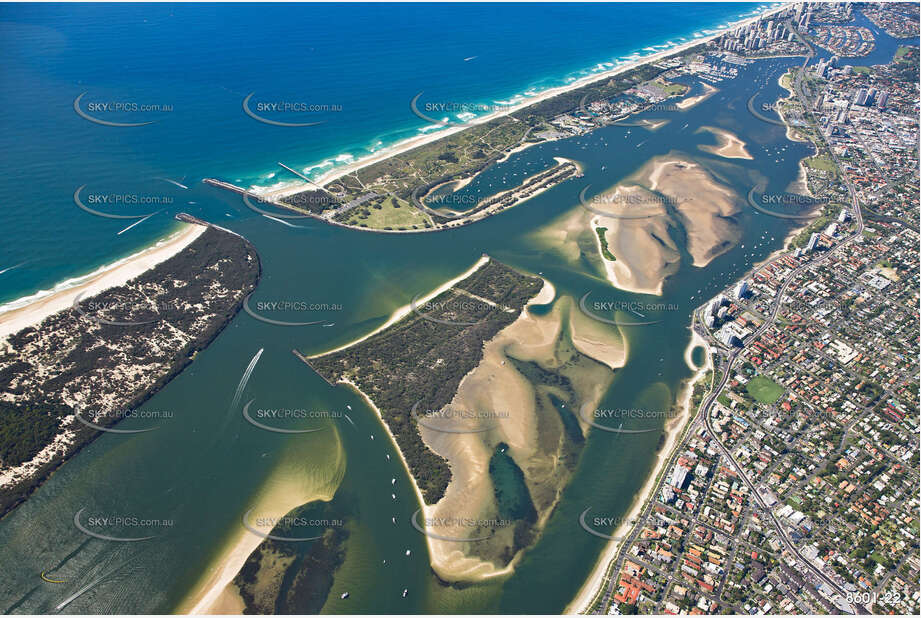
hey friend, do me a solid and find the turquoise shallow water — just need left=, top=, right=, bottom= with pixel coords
left=4, top=3, right=911, bottom=615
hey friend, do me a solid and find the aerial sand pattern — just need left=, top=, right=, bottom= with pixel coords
left=696, top=126, right=754, bottom=160
left=181, top=429, right=346, bottom=614
left=674, top=83, right=718, bottom=110
left=591, top=184, right=681, bottom=296
left=534, top=154, right=741, bottom=294
left=421, top=293, right=623, bottom=580
left=644, top=155, right=743, bottom=267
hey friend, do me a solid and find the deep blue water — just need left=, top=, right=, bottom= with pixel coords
left=0, top=2, right=775, bottom=306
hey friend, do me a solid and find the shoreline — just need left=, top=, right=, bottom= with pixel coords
left=180, top=470, right=342, bottom=615
left=0, top=223, right=206, bottom=340
left=306, top=255, right=491, bottom=358
left=304, top=276, right=558, bottom=584
left=251, top=4, right=788, bottom=201
left=567, top=326, right=712, bottom=614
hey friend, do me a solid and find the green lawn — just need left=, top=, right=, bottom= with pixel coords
left=662, top=82, right=688, bottom=96
left=852, top=66, right=871, bottom=75
left=746, top=376, right=785, bottom=404
left=804, top=155, right=837, bottom=173
left=341, top=195, right=432, bottom=230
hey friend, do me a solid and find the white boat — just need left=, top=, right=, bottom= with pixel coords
left=340, top=592, right=349, bottom=599
left=402, top=589, right=408, bottom=598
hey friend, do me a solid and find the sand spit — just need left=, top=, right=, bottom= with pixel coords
left=643, top=156, right=742, bottom=267
left=421, top=293, right=622, bottom=581
left=181, top=435, right=345, bottom=615
left=0, top=223, right=206, bottom=340
left=675, top=83, right=718, bottom=110
left=309, top=255, right=490, bottom=359
left=696, top=126, right=754, bottom=160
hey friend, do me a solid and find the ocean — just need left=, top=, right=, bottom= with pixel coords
left=0, top=2, right=775, bottom=307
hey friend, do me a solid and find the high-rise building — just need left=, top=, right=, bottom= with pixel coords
left=877, top=91, right=889, bottom=108
left=806, top=232, right=820, bottom=251
left=735, top=280, right=750, bottom=299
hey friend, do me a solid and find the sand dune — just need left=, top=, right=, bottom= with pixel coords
left=0, top=223, right=205, bottom=340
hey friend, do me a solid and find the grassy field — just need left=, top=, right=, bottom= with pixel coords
left=805, top=154, right=837, bottom=172
left=746, top=376, right=785, bottom=404
left=662, top=81, right=689, bottom=96
left=340, top=195, right=433, bottom=230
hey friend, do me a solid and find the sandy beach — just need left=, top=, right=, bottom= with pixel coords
left=307, top=255, right=491, bottom=359
left=675, top=83, right=719, bottom=110
left=180, top=436, right=345, bottom=615
left=0, top=223, right=206, bottom=340
left=252, top=5, right=787, bottom=202
left=567, top=327, right=712, bottom=614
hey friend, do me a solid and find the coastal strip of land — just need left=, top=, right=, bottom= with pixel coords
left=0, top=224, right=205, bottom=339
left=567, top=327, right=712, bottom=614
left=0, top=217, right=261, bottom=518
left=204, top=4, right=786, bottom=234
left=258, top=7, right=783, bottom=202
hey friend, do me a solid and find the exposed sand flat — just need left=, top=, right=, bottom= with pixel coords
left=180, top=439, right=345, bottom=615
left=567, top=328, right=713, bottom=614
left=421, top=292, right=619, bottom=581
left=568, top=301, right=627, bottom=370
left=675, top=83, right=718, bottom=110
left=0, top=223, right=206, bottom=340
left=593, top=213, right=680, bottom=296
left=696, top=126, right=753, bottom=160
left=530, top=206, right=593, bottom=265
left=643, top=156, right=742, bottom=267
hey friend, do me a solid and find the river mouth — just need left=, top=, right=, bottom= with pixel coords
left=0, top=28, right=819, bottom=615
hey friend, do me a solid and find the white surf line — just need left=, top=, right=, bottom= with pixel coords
left=261, top=214, right=306, bottom=229
left=116, top=211, right=159, bottom=235
left=231, top=348, right=264, bottom=411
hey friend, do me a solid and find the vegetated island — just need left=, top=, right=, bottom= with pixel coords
left=0, top=216, right=261, bottom=518
left=304, top=258, right=544, bottom=503
left=301, top=257, right=626, bottom=579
